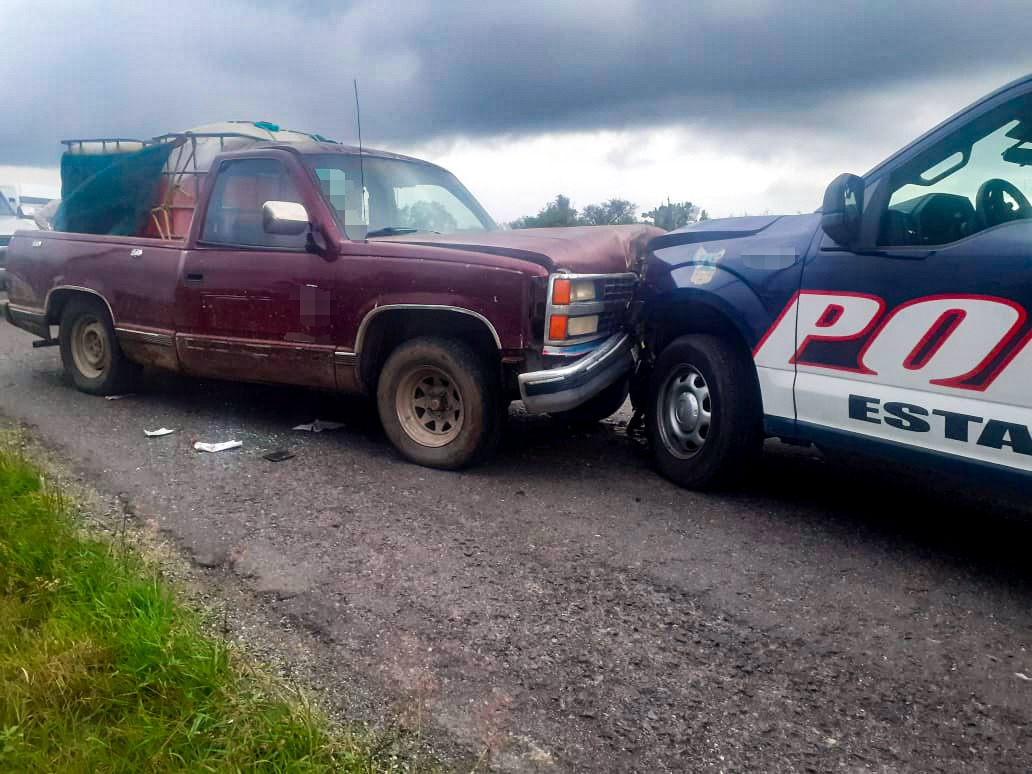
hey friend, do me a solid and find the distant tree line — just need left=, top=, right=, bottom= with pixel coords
left=509, top=194, right=708, bottom=231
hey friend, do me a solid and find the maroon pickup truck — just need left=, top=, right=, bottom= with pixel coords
left=2, top=141, right=660, bottom=468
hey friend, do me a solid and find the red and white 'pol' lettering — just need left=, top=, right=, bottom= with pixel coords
left=753, top=291, right=884, bottom=371
left=754, top=291, right=1029, bottom=392
left=859, top=296, right=1025, bottom=390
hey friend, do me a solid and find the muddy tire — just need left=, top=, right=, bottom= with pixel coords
left=646, top=334, right=761, bottom=490
left=59, top=296, right=141, bottom=395
left=552, top=377, right=629, bottom=426
left=377, top=336, right=502, bottom=470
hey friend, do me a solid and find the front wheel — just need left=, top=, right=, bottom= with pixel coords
left=377, top=336, right=503, bottom=470
left=646, top=334, right=762, bottom=490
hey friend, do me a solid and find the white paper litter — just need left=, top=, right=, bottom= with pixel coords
left=292, top=419, right=345, bottom=433
left=193, top=441, right=242, bottom=453
left=1017, top=672, right=1031, bottom=682
left=144, top=428, right=176, bottom=437
left=105, top=394, right=133, bottom=401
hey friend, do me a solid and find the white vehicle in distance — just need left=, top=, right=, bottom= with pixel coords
left=0, top=194, right=35, bottom=290
left=10, top=183, right=60, bottom=220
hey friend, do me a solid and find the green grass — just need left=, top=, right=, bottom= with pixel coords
left=0, top=440, right=397, bottom=773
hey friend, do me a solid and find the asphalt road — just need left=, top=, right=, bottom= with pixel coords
left=1, top=314, right=1030, bottom=773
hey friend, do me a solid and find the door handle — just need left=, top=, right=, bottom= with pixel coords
left=185, top=272, right=204, bottom=282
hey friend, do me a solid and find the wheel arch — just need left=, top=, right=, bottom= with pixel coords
left=641, top=289, right=763, bottom=413
left=45, top=286, right=116, bottom=326
left=645, top=289, right=754, bottom=363
left=356, top=305, right=502, bottom=392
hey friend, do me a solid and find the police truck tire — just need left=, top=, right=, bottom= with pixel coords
left=59, top=296, right=141, bottom=396
left=646, top=334, right=762, bottom=490
left=377, top=336, right=503, bottom=470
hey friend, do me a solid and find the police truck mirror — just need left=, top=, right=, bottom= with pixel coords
left=262, top=200, right=310, bottom=236
left=820, top=173, right=864, bottom=247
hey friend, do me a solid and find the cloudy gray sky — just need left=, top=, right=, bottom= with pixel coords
left=2, top=0, right=1031, bottom=221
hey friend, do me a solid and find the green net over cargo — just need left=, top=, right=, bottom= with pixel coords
left=54, top=142, right=179, bottom=236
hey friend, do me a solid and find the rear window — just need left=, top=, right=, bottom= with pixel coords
left=201, top=159, right=307, bottom=249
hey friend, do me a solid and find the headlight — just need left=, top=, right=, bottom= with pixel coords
left=570, top=280, right=596, bottom=302
left=566, top=315, right=599, bottom=337
left=551, top=278, right=596, bottom=305
left=547, top=314, right=599, bottom=340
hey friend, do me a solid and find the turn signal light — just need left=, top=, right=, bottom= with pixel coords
left=552, top=279, right=571, bottom=305
left=549, top=315, right=568, bottom=340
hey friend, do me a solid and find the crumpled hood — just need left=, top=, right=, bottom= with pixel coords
left=377, top=224, right=665, bottom=274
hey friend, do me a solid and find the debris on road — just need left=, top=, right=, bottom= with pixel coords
left=144, top=428, right=176, bottom=437
left=105, top=394, right=134, bottom=401
left=263, top=449, right=295, bottom=462
left=292, top=420, right=345, bottom=433
left=194, top=440, right=242, bottom=453
left=1017, top=672, right=1031, bottom=682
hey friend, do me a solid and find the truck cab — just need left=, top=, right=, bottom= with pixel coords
left=639, top=75, right=1032, bottom=490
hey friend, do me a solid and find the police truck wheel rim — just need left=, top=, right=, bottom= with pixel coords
left=70, top=315, right=110, bottom=380
left=396, top=366, right=465, bottom=448
left=658, top=364, right=711, bottom=459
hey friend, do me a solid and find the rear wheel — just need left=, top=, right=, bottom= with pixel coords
left=646, top=334, right=761, bottom=489
left=377, top=336, right=502, bottom=469
left=59, top=296, right=140, bottom=395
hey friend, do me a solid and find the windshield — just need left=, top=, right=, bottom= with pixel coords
left=307, top=154, right=496, bottom=240
left=0, top=194, right=14, bottom=217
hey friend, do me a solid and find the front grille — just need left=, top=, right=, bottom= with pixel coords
left=596, top=310, right=621, bottom=337
left=602, top=275, right=635, bottom=304
left=598, top=274, right=637, bottom=336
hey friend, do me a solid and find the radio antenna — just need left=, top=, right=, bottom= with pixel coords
left=353, top=79, right=365, bottom=227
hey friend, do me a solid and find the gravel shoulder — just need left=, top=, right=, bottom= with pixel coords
left=1, top=317, right=1030, bottom=772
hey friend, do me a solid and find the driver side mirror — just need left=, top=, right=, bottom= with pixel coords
left=821, top=173, right=864, bottom=247
left=262, top=200, right=310, bottom=236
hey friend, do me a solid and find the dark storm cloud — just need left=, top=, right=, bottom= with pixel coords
left=2, top=0, right=1030, bottom=165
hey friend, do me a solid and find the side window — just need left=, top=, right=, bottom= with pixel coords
left=201, top=159, right=307, bottom=249
left=880, top=95, right=1032, bottom=247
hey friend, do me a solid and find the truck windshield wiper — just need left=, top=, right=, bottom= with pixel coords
left=365, top=226, right=434, bottom=238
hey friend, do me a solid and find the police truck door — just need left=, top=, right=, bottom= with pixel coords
left=794, top=88, right=1032, bottom=474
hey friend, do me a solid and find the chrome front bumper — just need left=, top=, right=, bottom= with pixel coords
left=518, top=332, right=635, bottom=414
